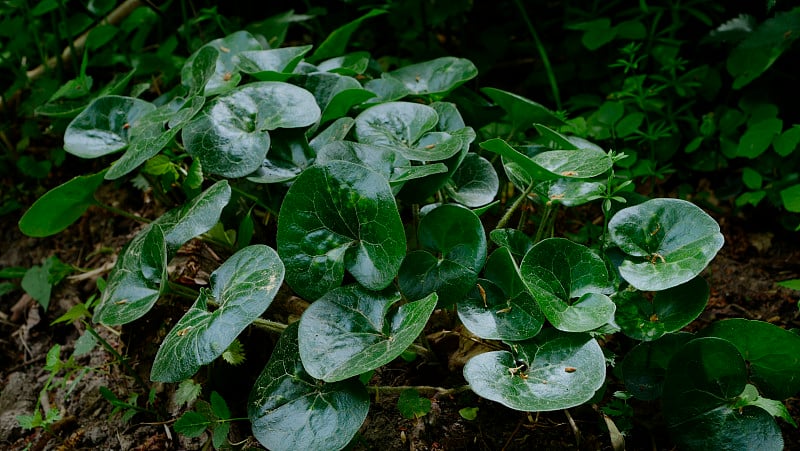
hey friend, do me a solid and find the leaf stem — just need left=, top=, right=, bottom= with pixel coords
left=95, top=202, right=152, bottom=223
left=496, top=181, right=535, bottom=230
left=367, top=384, right=471, bottom=399
left=513, top=0, right=562, bottom=110
left=250, top=318, right=289, bottom=334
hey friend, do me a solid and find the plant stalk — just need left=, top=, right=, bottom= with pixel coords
left=367, top=384, right=471, bottom=398
left=496, top=181, right=535, bottom=230
left=513, top=0, right=562, bottom=110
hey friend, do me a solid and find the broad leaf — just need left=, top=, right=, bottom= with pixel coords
left=246, top=129, right=315, bottom=184
left=398, top=204, right=486, bottom=306
left=364, top=77, right=410, bottom=103
left=248, top=323, right=369, bottom=451
left=444, top=153, right=499, bottom=207
left=277, top=161, right=406, bottom=300
left=482, top=87, right=565, bottom=130
left=463, top=329, right=606, bottom=411
left=309, top=118, right=355, bottom=152
left=609, top=198, right=724, bottom=291
left=151, top=245, right=284, bottom=382
left=183, top=82, right=320, bottom=178
left=700, top=318, right=800, bottom=399
left=520, top=238, right=615, bottom=332
left=63, top=96, right=155, bottom=158
left=457, top=278, right=544, bottom=341
left=614, top=277, right=709, bottom=341
left=489, top=229, right=534, bottom=260
left=620, top=332, right=694, bottom=400
left=354, top=102, right=438, bottom=149
left=300, top=73, right=376, bottom=124
left=481, top=138, right=557, bottom=181
left=662, top=337, right=784, bottom=450
left=19, top=169, right=106, bottom=237
left=317, top=52, right=370, bottom=75
left=316, top=141, right=408, bottom=183
left=533, top=178, right=605, bottom=207
left=298, top=286, right=437, bottom=382
left=181, top=30, right=263, bottom=96
left=156, top=180, right=232, bottom=252
left=237, top=45, right=312, bottom=81
left=385, top=56, right=478, bottom=97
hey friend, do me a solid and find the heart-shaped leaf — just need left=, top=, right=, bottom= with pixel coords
left=614, top=277, right=709, bottom=341
left=444, top=153, right=499, bottom=207
left=700, top=318, right=800, bottom=400
left=620, top=332, right=694, bottom=401
left=248, top=322, right=369, bottom=451
left=19, top=169, right=106, bottom=237
left=151, top=245, right=284, bottom=382
left=277, top=161, right=406, bottom=300
left=463, top=329, right=606, bottom=411
left=384, top=56, right=478, bottom=97
left=364, top=77, right=410, bottom=103
left=608, top=198, right=724, bottom=291
left=316, top=141, right=408, bottom=183
left=181, top=30, right=263, bottom=96
left=237, top=45, right=312, bottom=81
left=63, top=95, right=155, bottom=158
left=354, top=101, right=438, bottom=149
left=298, top=285, right=437, bottom=382
left=662, top=337, right=784, bottom=450
left=183, top=82, right=320, bottom=178
left=457, top=278, right=544, bottom=341
left=483, top=246, right=527, bottom=297
left=482, top=87, right=565, bottom=130
left=520, top=238, right=615, bottom=332
left=398, top=204, right=486, bottom=306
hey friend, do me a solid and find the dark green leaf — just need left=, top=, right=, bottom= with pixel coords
left=445, top=153, right=499, bottom=207
left=174, top=411, right=210, bottom=438
left=63, top=96, right=155, bottom=158
left=397, top=389, right=432, bottom=419
left=309, top=9, right=387, bottom=62
left=181, top=30, right=263, bottom=96
left=620, top=332, right=694, bottom=400
left=482, top=88, right=564, bottom=130
left=237, top=46, right=312, bottom=81
left=457, top=278, right=544, bottom=341
left=385, top=57, right=478, bottom=97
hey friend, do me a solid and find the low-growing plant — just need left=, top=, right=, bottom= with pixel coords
left=17, top=10, right=800, bottom=450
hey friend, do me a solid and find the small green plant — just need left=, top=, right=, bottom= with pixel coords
left=17, top=9, right=799, bottom=450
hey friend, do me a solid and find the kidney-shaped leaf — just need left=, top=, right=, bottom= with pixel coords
left=299, top=285, right=437, bottom=382
left=64, top=95, right=155, bottom=158
left=277, top=161, right=406, bottom=300
left=520, top=238, right=615, bottom=332
left=19, top=169, right=106, bottom=237
left=151, top=245, right=285, bottom=382
left=609, top=198, right=724, bottom=291
left=463, top=329, right=606, bottom=411
left=354, top=101, right=438, bottom=147
left=249, top=322, right=369, bottom=451
left=700, top=318, right=800, bottom=400
left=183, top=82, right=320, bottom=177
left=457, top=278, right=544, bottom=341
left=385, top=57, right=478, bottom=97
left=615, top=276, right=708, bottom=341
left=398, top=204, right=486, bottom=306
left=444, top=153, right=499, bottom=207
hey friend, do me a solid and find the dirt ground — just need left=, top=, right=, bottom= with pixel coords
left=1, top=181, right=799, bottom=450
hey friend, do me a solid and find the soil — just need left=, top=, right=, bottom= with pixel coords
left=1, top=180, right=799, bottom=451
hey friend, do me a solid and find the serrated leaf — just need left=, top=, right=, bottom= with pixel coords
left=174, top=379, right=203, bottom=407
left=608, top=198, right=724, bottom=291
left=277, top=161, right=406, bottom=300
left=299, top=286, right=436, bottom=382
left=463, top=329, right=606, bottom=411
left=63, top=96, right=155, bottom=158
left=151, top=245, right=284, bottom=382
left=248, top=322, right=369, bottom=451
left=397, top=389, right=432, bottom=419
left=210, top=391, right=230, bottom=420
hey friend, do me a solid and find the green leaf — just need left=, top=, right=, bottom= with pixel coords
left=63, top=96, right=155, bottom=158
left=183, top=82, right=320, bottom=178
left=247, top=129, right=315, bottom=184
left=397, top=389, right=432, bottom=419
left=277, top=161, right=406, bottom=300
left=299, top=286, right=436, bottom=382
left=151, top=245, right=284, bottom=382
left=309, top=117, right=355, bottom=152
left=301, top=73, right=376, bottom=124
left=614, top=277, right=709, bottom=341
left=316, top=141, right=408, bottom=184
left=735, top=385, right=798, bottom=427
left=174, top=379, right=202, bottom=407
left=620, top=332, right=694, bottom=400
left=385, top=57, right=478, bottom=97
left=780, top=184, right=800, bottom=213
left=21, top=165, right=102, bottom=235
left=662, top=337, right=784, bottom=450
left=489, top=229, right=534, bottom=260
left=248, top=322, right=369, bottom=451
left=364, top=77, right=410, bottom=103
left=174, top=411, right=210, bottom=438
left=445, top=153, right=499, bottom=207
left=354, top=101, right=436, bottom=149
left=481, top=138, right=557, bottom=181
left=181, top=30, right=263, bottom=96
left=520, top=238, right=614, bottom=332
left=700, top=318, right=800, bottom=399
left=533, top=178, right=605, bottom=207
left=457, top=278, right=544, bottom=341
left=212, top=421, right=230, bottom=449
left=608, top=198, right=724, bottom=291
left=463, top=329, right=606, bottom=411
left=398, top=204, right=486, bottom=306
left=237, top=45, right=312, bottom=81
left=459, top=407, right=479, bottom=420
left=317, top=52, right=370, bottom=75
left=308, top=9, right=387, bottom=62
left=184, top=46, right=219, bottom=96
left=774, top=126, right=800, bottom=157
left=483, top=246, right=527, bottom=297
left=482, top=88, right=564, bottom=130
left=738, top=118, right=783, bottom=158
left=210, top=391, right=230, bottom=420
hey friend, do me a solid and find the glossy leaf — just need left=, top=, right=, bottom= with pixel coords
left=309, top=117, right=355, bottom=152
left=532, top=178, right=605, bottom=207
left=63, top=96, right=155, bottom=158
left=620, top=332, right=694, bottom=400
left=364, top=77, right=410, bottom=103
left=237, top=45, right=312, bottom=81
left=444, top=153, right=499, bottom=207
left=301, top=73, right=376, bottom=124
left=316, top=141, right=407, bottom=183
left=298, top=286, right=437, bottom=382
left=481, top=138, right=557, bottom=181
left=457, top=278, right=544, bottom=341
left=483, top=246, right=527, bottom=297
left=246, top=129, right=314, bottom=184
left=482, top=87, right=565, bottom=130
left=19, top=170, right=106, bottom=237
left=317, top=52, right=370, bottom=75
left=385, top=56, right=478, bottom=96
left=183, top=82, right=320, bottom=178
left=609, top=198, right=724, bottom=291
left=248, top=323, right=369, bottom=451
left=489, top=229, right=534, bottom=260
left=184, top=46, right=219, bottom=96
left=398, top=205, right=486, bottom=306
left=520, top=238, right=615, bottom=332
left=354, top=102, right=438, bottom=149
left=151, top=245, right=284, bottom=382
left=614, top=277, right=709, bottom=341
left=181, top=30, right=263, bottom=96
left=157, top=180, right=232, bottom=252
left=277, top=161, right=406, bottom=300
left=463, top=329, right=606, bottom=411
left=700, top=318, right=800, bottom=399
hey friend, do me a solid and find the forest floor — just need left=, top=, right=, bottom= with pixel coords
left=1, top=179, right=799, bottom=451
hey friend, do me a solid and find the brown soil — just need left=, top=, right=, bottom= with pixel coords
left=1, top=184, right=799, bottom=451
